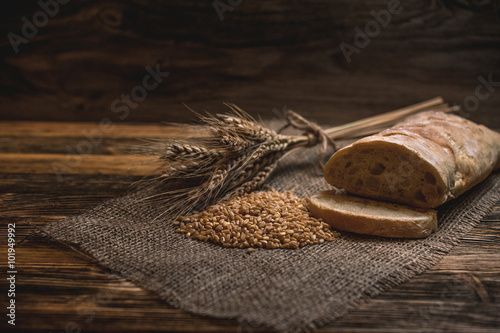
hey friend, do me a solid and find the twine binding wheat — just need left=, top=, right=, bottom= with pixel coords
left=132, top=97, right=460, bottom=220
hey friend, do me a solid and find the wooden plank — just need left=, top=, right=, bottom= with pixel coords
left=0, top=153, right=161, bottom=176
left=0, top=121, right=184, bottom=138
left=0, top=136, right=140, bottom=155
left=1, top=1, right=499, bottom=127
left=0, top=173, right=141, bottom=195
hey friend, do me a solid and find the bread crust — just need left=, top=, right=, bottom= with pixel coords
left=324, top=111, right=500, bottom=208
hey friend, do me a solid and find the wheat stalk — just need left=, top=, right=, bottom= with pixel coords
left=133, top=97, right=459, bottom=220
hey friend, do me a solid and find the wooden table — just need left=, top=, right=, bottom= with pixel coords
left=2, top=121, right=500, bottom=333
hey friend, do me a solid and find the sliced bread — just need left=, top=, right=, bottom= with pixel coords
left=307, top=191, right=437, bottom=238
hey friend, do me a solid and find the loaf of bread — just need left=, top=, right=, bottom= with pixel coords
left=308, top=191, right=437, bottom=238
left=324, top=111, right=500, bottom=208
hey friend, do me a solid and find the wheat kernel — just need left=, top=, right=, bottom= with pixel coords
left=175, top=190, right=339, bottom=249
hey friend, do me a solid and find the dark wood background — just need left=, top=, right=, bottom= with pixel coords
left=1, top=0, right=499, bottom=126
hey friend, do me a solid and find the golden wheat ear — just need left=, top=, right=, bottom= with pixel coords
left=130, top=105, right=297, bottom=220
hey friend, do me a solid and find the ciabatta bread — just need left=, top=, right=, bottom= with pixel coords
left=324, top=111, right=500, bottom=208
left=307, top=191, right=437, bottom=238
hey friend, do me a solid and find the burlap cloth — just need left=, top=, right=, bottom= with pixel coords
left=43, top=141, right=500, bottom=332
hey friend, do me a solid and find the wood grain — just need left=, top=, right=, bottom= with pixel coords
left=1, top=0, right=499, bottom=127
left=1, top=121, right=499, bottom=333
left=0, top=153, right=160, bottom=175
left=0, top=122, right=184, bottom=138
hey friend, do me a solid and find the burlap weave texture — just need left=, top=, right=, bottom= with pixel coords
left=43, top=144, right=500, bottom=332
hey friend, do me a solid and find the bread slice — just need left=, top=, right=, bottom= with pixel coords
left=307, top=191, right=437, bottom=238
left=324, top=111, right=500, bottom=209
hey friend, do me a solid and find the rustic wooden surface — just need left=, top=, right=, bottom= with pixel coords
left=1, top=121, right=500, bottom=333
left=1, top=0, right=500, bottom=127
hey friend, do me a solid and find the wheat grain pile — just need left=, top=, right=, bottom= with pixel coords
left=174, top=189, right=339, bottom=251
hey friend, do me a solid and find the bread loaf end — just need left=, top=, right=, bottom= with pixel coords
left=324, top=111, right=500, bottom=209
left=324, top=138, right=450, bottom=208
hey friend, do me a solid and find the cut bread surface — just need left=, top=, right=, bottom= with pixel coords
left=324, top=139, right=449, bottom=208
left=307, top=191, right=437, bottom=238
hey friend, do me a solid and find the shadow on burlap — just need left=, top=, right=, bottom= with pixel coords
left=43, top=143, right=500, bottom=332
